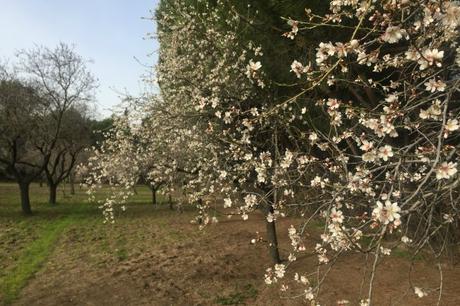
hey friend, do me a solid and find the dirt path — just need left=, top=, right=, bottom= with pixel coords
left=13, top=206, right=460, bottom=306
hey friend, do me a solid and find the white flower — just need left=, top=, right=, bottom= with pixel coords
left=372, top=200, right=401, bottom=225
left=245, top=60, right=262, bottom=79
left=244, top=194, right=257, bottom=207
left=401, top=236, right=413, bottom=244
left=274, top=264, right=286, bottom=278
left=290, top=60, right=307, bottom=78
left=378, top=145, right=394, bottom=161
left=360, top=140, right=374, bottom=151
left=330, top=207, right=344, bottom=224
left=418, top=49, right=444, bottom=70
left=405, top=48, right=419, bottom=61
left=318, top=253, right=329, bottom=264
left=311, top=176, right=328, bottom=188
left=326, top=98, right=340, bottom=110
left=285, top=19, right=299, bottom=39
left=443, top=214, right=454, bottom=223
left=248, top=60, right=261, bottom=71
left=309, top=132, right=318, bottom=143
left=264, top=273, right=274, bottom=285
left=419, top=100, right=443, bottom=120
left=304, top=288, right=314, bottom=300
left=280, top=150, right=294, bottom=169
left=224, top=198, right=232, bottom=208
left=414, top=287, right=427, bottom=298
left=419, top=109, right=430, bottom=120
left=380, top=247, right=391, bottom=255
left=316, top=42, right=335, bottom=64
left=385, top=94, right=398, bottom=103
left=435, top=162, right=457, bottom=180
left=446, top=119, right=459, bottom=132
left=266, top=213, right=274, bottom=223
left=443, top=2, right=460, bottom=29
left=362, top=150, right=377, bottom=162
left=424, top=79, right=446, bottom=92
left=360, top=299, right=370, bottom=306
left=382, top=26, right=406, bottom=44
left=219, top=170, right=227, bottom=178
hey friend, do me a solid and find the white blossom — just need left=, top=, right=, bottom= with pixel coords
left=435, top=162, right=457, bottom=180
left=372, top=200, right=401, bottom=225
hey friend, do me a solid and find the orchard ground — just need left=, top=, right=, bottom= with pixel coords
left=1, top=182, right=460, bottom=306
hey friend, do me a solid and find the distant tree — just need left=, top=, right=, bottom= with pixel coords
left=0, top=43, right=96, bottom=214
left=45, top=106, right=91, bottom=205
left=89, top=117, right=114, bottom=147
left=0, top=77, right=49, bottom=214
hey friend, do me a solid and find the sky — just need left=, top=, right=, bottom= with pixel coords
left=0, top=0, right=159, bottom=117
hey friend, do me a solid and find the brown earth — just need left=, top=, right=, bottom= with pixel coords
left=13, top=206, right=460, bottom=306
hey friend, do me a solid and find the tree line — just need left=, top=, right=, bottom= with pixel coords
left=0, top=43, right=113, bottom=213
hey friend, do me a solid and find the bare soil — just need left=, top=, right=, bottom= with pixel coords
left=13, top=206, right=460, bottom=306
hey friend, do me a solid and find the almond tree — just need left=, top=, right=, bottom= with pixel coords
left=0, top=43, right=96, bottom=214
left=45, top=106, right=91, bottom=205
left=155, top=0, right=304, bottom=263
left=83, top=95, right=208, bottom=222
left=0, top=76, right=48, bottom=214
left=156, top=0, right=460, bottom=303
left=254, top=1, right=460, bottom=304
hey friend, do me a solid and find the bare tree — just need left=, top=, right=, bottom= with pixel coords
left=0, top=43, right=96, bottom=214
left=0, top=77, right=48, bottom=214
left=17, top=42, right=96, bottom=154
left=45, top=106, right=91, bottom=205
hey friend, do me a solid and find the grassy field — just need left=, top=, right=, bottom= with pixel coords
left=1, top=182, right=460, bottom=306
left=0, top=183, right=271, bottom=306
left=0, top=182, right=166, bottom=305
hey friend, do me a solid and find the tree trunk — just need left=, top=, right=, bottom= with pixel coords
left=19, top=182, right=32, bottom=215
left=152, top=188, right=157, bottom=205
left=62, top=180, right=66, bottom=198
left=264, top=187, right=281, bottom=264
left=69, top=173, right=75, bottom=195
left=266, top=205, right=281, bottom=264
left=49, top=184, right=57, bottom=205
left=168, top=193, right=173, bottom=210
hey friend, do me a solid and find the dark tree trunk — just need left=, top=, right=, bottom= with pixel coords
left=69, top=173, right=75, bottom=195
left=49, top=184, right=57, bottom=205
left=168, top=193, right=173, bottom=210
left=265, top=205, right=281, bottom=264
left=152, top=188, right=157, bottom=205
left=263, top=187, right=281, bottom=264
left=19, top=182, right=32, bottom=215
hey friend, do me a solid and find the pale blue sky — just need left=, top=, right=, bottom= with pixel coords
left=0, top=0, right=159, bottom=117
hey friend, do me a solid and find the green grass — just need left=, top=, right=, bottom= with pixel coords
left=0, top=182, right=168, bottom=305
left=0, top=218, right=72, bottom=305
left=392, top=247, right=423, bottom=261
left=215, top=284, right=258, bottom=305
